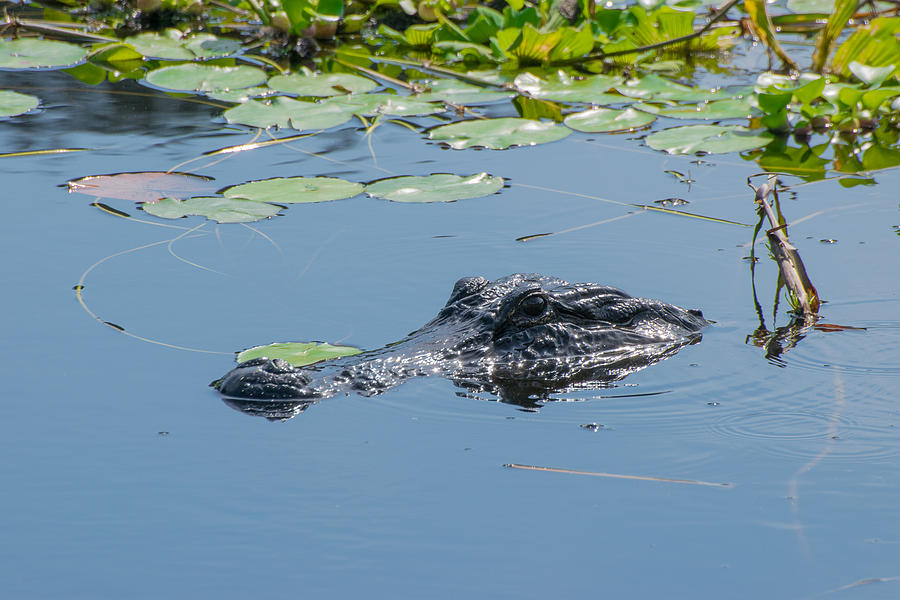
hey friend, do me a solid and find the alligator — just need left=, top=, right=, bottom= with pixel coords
left=213, top=274, right=708, bottom=418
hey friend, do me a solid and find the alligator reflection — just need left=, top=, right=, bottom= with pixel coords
left=215, top=274, right=708, bottom=421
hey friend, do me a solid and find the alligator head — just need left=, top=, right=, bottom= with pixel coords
left=213, top=274, right=708, bottom=415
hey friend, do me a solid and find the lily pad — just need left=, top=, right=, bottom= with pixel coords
left=0, top=38, right=88, bottom=69
left=365, top=173, right=504, bottom=203
left=428, top=117, right=572, bottom=150
left=67, top=171, right=217, bottom=203
left=646, top=124, right=774, bottom=154
left=125, top=31, right=243, bottom=61
left=658, top=99, right=759, bottom=120
left=223, top=176, right=363, bottom=204
left=207, top=86, right=275, bottom=104
left=514, top=72, right=624, bottom=104
left=413, top=79, right=514, bottom=105
left=124, top=32, right=194, bottom=60
left=224, top=97, right=354, bottom=131
left=0, top=90, right=39, bottom=118
left=325, top=93, right=443, bottom=117
left=236, top=342, right=361, bottom=367
left=268, top=72, right=378, bottom=97
left=142, top=196, right=281, bottom=223
left=145, top=64, right=267, bottom=93
left=563, top=107, right=655, bottom=132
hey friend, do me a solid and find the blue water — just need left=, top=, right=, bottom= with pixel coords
left=2, top=70, right=899, bottom=599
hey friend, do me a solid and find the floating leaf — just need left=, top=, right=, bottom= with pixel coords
left=124, top=31, right=194, bottom=60
left=268, top=72, right=378, bottom=97
left=325, top=93, right=443, bottom=116
left=658, top=99, right=759, bottom=120
left=616, top=75, right=697, bottom=101
left=125, top=31, right=243, bottom=61
left=183, top=34, right=243, bottom=60
left=224, top=97, right=353, bottom=130
left=223, top=176, right=363, bottom=204
left=0, top=38, right=88, bottom=69
left=237, top=342, right=361, bottom=367
left=514, top=72, right=624, bottom=104
left=646, top=125, right=774, bottom=154
left=67, top=171, right=216, bottom=203
left=365, top=173, right=504, bottom=203
left=207, top=86, right=275, bottom=103
left=428, top=117, right=572, bottom=149
left=413, top=79, right=514, bottom=105
left=563, top=107, right=655, bottom=132
left=0, top=90, right=39, bottom=118
left=145, top=64, right=267, bottom=93
left=142, top=196, right=281, bottom=223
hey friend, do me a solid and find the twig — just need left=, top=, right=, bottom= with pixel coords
left=504, top=463, right=732, bottom=488
left=749, top=174, right=820, bottom=318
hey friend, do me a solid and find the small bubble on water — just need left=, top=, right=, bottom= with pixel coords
left=820, top=238, right=838, bottom=244
left=707, top=402, right=719, bottom=406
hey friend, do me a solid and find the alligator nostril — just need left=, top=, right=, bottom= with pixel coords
left=688, top=309, right=704, bottom=318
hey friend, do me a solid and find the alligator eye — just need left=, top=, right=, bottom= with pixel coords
left=518, top=294, right=548, bottom=318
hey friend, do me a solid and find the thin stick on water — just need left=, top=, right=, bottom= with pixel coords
left=504, top=463, right=732, bottom=488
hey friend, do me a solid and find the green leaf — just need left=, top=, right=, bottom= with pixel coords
left=124, top=31, right=194, bottom=60
left=142, top=196, right=281, bottom=223
left=646, top=125, right=774, bottom=154
left=547, top=26, right=595, bottom=62
left=324, top=93, right=443, bottom=116
left=564, top=107, right=656, bottom=132
left=428, top=117, right=572, bottom=149
left=848, top=62, right=897, bottom=87
left=514, top=72, right=624, bottom=104
left=756, top=92, right=792, bottom=113
left=0, top=38, right=88, bottom=69
left=365, top=173, right=504, bottom=202
left=183, top=34, right=243, bottom=60
left=658, top=99, right=758, bottom=120
left=237, top=342, right=361, bottom=367
left=268, top=72, right=378, bottom=97
left=223, top=176, right=363, bottom=204
left=146, top=64, right=267, bottom=93
left=224, top=97, right=354, bottom=130
left=283, top=0, right=314, bottom=34
left=413, top=79, right=514, bottom=105
left=616, top=75, right=697, bottom=101
left=0, top=90, right=39, bottom=118
left=811, top=0, right=858, bottom=72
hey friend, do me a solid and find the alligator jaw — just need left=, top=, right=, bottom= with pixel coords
left=212, top=357, right=319, bottom=400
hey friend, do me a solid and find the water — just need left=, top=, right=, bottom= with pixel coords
left=2, top=70, right=899, bottom=599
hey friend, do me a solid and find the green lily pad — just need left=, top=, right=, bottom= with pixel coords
left=124, top=31, right=194, bottom=60
left=223, top=176, right=363, bottom=204
left=658, top=99, right=759, bottom=120
left=428, top=117, right=572, bottom=149
left=142, top=196, right=281, bottom=223
left=413, top=79, right=515, bottom=105
left=125, top=31, right=243, bottom=61
left=207, top=86, right=275, bottom=103
left=224, top=97, right=354, bottom=131
left=183, top=34, right=243, bottom=60
left=514, top=72, right=624, bottom=104
left=236, top=342, right=361, bottom=367
left=0, top=38, right=88, bottom=69
left=145, top=64, right=267, bottom=93
left=0, top=90, right=39, bottom=118
left=268, top=72, right=379, bottom=97
left=563, top=107, right=655, bottom=132
left=365, top=173, right=504, bottom=203
left=646, top=124, right=774, bottom=154
left=66, top=171, right=217, bottom=203
left=324, top=93, right=444, bottom=116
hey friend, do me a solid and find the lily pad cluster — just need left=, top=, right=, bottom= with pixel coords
left=67, top=172, right=506, bottom=223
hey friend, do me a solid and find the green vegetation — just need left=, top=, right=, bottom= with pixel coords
left=3, top=0, right=897, bottom=182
